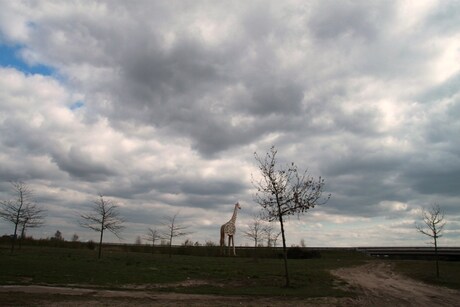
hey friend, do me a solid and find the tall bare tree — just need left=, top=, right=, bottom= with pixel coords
left=415, top=204, right=446, bottom=278
left=0, top=181, right=45, bottom=253
left=160, top=212, right=192, bottom=257
left=79, top=195, right=125, bottom=259
left=253, top=146, right=330, bottom=287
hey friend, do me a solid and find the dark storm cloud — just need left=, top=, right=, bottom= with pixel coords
left=308, top=1, right=393, bottom=41
left=1, top=117, right=55, bottom=155
left=51, top=146, right=116, bottom=181
left=409, top=169, right=460, bottom=196
left=37, top=2, right=313, bottom=157
left=244, top=82, right=304, bottom=116
left=102, top=174, right=246, bottom=204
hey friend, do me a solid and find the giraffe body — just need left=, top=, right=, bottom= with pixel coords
left=220, top=202, right=241, bottom=256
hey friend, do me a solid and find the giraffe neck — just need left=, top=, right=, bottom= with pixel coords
left=229, top=204, right=239, bottom=224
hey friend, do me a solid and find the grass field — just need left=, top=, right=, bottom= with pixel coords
left=0, top=245, right=369, bottom=298
left=1, top=245, right=459, bottom=299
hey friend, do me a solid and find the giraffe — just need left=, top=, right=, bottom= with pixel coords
left=220, top=202, right=241, bottom=256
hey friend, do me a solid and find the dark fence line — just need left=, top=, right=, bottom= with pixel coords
left=0, top=236, right=323, bottom=259
left=357, top=247, right=460, bottom=261
left=3, top=236, right=458, bottom=260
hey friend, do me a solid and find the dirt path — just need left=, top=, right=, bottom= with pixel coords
left=0, top=285, right=343, bottom=306
left=332, top=261, right=460, bottom=306
left=1, top=262, right=459, bottom=306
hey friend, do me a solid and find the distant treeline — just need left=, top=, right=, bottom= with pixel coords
left=0, top=235, right=322, bottom=259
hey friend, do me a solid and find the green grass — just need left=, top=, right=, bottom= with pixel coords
left=3, top=245, right=459, bottom=299
left=392, top=260, right=460, bottom=290
left=0, top=245, right=369, bottom=298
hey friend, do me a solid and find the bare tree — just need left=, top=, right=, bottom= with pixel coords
left=144, top=227, right=161, bottom=253
left=182, top=238, right=193, bottom=246
left=19, top=202, right=45, bottom=241
left=71, top=233, right=79, bottom=242
left=0, top=181, right=45, bottom=253
left=160, top=212, right=192, bottom=257
left=205, top=240, right=217, bottom=246
left=243, top=215, right=267, bottom=248
left=53, top=230, right=64, bottom=241
left=300, top=239, right=306, bottom=247
left=263, top=223, right=281, bottom=247
left=79, top=195, right=125, bottom=259
left=253, top=146, right=330, bottom=287
left=415, top=204, right=446, bottom=278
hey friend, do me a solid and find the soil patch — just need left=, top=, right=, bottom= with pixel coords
left=332, top=261, right=460, bottom=306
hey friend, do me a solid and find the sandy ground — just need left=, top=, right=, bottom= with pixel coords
left=1, top=262, right=459, bottom=306
left=332, top=262, right=460, bottom=306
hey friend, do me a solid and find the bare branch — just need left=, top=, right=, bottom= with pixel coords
left=415, top=204, right=446, bottom=241
left=79, top=195, right=125, bottom=258
left=415, top=203, right=446, bottom=278
left=0, top=181, right=45, bottom=252
left=144, top=227, right=161, bottom=246
left=243, top=215, right=267, bottom=247
left=160, top=212, right=193, bottom=257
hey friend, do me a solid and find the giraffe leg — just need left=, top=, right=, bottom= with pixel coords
left=228, top=236, right=232, bottom=256
left=222, top=236, right=226, bottom=256
left=220, top=237, right=225, bottom=256
left=220, top=226, right=225, bottom=256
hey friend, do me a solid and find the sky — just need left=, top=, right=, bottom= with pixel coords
left=0, top=0, right=459, bottom=247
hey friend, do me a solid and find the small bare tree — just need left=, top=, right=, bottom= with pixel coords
left=79, top=195, right=125, bottom=259
left=0, top=181, right=45, bottom=253
left=243, top=215, right=267, bottom=248
left=160, top=212, right=192, bottom=257
left=53, top=230, right=64, bottom=241
left=415, top=204, right=446, bottom=278
left=205, top=240, right=217, bottom=246
left=144, top=227, right=161, bottom=253
left=300, top=239, right=306, bottom=247
left=263, top=223, right=281, bottom=247
left=253, top=146, right=330, bottom=287
left=71, top=233, right=79, bottom=242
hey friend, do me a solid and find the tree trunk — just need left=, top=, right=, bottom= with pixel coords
left=98, top=228, right=104, bottom=259
left=18, top=224, right=26, bottom=249
left=11, top=222, right=19, bottom=253
left=11, top=190, right=24, bottom=253
left=279, top=214, right=290, bottom=287
left=434, top=235, right=439, bottom=278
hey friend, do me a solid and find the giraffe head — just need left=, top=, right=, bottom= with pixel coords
left=236, top=202, right=242, bottom=210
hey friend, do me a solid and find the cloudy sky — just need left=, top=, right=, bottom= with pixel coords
left=0, top=0, right=459, bottom=247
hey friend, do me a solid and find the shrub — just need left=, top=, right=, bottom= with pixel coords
left=86, top=240, right=96, bottom=250
left=287, top=247, right=321, bottom=259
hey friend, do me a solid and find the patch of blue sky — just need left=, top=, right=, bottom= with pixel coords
left=70, top=100, right=85, bottom=110
left=0, top=43, right=55, bottom=76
